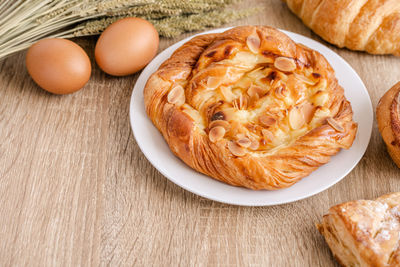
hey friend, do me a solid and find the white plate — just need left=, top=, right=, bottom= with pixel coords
left=130, top=28, right=373, bottom=206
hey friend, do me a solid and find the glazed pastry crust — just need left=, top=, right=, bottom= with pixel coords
left=144, top=26, right=357, bottom=190
left=283, top=0, right=400, bottom=56
left=377, top=82, right=400, bottom=168
left=317, top=192, right=400, bottom=267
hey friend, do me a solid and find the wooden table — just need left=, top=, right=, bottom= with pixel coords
left=1, top=0, right=400, bottom=266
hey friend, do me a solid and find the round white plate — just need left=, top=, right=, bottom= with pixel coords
left=130, top=27, right=373, bottom=206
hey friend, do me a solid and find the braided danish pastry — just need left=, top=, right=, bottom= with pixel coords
left=144, top=26, right=357, bottom=190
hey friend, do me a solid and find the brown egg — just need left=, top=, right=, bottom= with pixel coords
left=26, top=38, right=91, bottom=94
left=95, top=17, right=159, bottom=76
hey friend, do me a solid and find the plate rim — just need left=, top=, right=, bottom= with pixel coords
left=129, top=27, right=373, bottom=206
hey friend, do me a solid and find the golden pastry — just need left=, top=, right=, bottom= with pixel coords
left=283, top=0, right=400, bottom=56
left=144, top=26, right=357, bottom=190
left=317, top=192, right=400, bottom=266
left=377, top=82, right=400, bottom=168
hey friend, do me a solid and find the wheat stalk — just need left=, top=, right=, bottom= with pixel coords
left=0, top=0, right=256, bottom=60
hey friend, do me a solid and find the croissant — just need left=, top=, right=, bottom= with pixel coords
left=144, top=26, right=357, bottom=190
left=377, top=82, right=400, bottom=167
left=283, top=0, right=400, bottom=56
left=317, top=192, right=400, bottom=266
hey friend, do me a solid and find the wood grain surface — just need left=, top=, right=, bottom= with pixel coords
left=1, top=0, right=400, bottom=266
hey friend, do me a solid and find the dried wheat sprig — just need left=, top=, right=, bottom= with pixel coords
left=107, top=1, right=233, bottom=18
left=71, top=7, right=256, bottom=38
left=0, top=0, right=148, bottom=59
left=153, top=8, right=256, bottom=37
left=0, top=0, right=257, bottom=60
left=107, top=5, right=180, bottom=18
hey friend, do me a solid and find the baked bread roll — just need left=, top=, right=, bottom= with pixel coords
left=377, top=82, right=400, bottom=168
left=317, top=192, right=400, bottom=267
left=283, top=0, right=400, bottom=56
left=144, top=26, right=357, bottom=190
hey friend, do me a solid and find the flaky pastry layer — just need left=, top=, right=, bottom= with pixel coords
left=283, top=0, right=400, bottom=56
left=144, top=26, right=357, bottom=190
left=317, top=193, right=400, bottom=267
